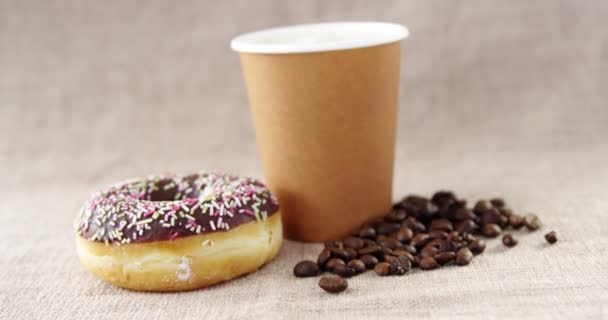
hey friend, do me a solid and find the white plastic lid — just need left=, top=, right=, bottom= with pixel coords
left=231, top=22, right=409, bottom=54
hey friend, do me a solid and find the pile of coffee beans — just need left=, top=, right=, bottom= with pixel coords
left=293, top=191, right=558, bottom=294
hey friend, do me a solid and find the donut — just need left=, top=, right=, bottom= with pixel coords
left=74, top=172, right=282, bottom=291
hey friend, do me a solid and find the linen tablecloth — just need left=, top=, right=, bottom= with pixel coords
left=1, top=1, right=607, bottom=319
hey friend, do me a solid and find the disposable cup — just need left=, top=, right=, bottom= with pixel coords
left=232, top=22, right=408, bottom=241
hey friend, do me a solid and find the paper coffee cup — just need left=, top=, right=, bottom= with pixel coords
left=232, top=22, right=408, bottom=241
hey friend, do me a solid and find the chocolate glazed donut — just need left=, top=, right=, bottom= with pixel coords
left=75, top=172, right=282, bottom=291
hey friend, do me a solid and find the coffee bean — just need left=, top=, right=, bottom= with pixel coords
left=358, top=245, right=382, bottom=257
left=329, top=247, right=349, bottom=260
left=333, top=264, right=356, bottom=278
left=385, top=208, right=407, bottom=222
left=343, top=236, right=365, bottom=250
left=386, top=255, right=411, bottom=275
left=392, top=250, right=415, bottom=263
left=508, top=214, right=524, bottom=229
left=317, top=248, right=331, bottom=267
left=545, top=231, right=558, bottom=244
left=374, top=262, right=391, bottom=276
left=455, top=219, right=477, bottom=233
left=410, top=233, right=432, bottom=248
left=419, top=257, right=439, bottom=270
left=482, top=223, right=501, bottom=238
left=347, top=259, right=366, bottom=274
left=358, top=226, right=376, bottom=239
left=363, top=238, right=376, bottom=246
left=376, top=222, right=400, bottom=235
left=324, top=258, right=345, bottom=271
left=324, top=240, right=343, bottom=249
left=293, top=260, right=319, bottom=277
left=502, top=234, right=518, bottom=247
left=318, top=276, right=348, bottom=293
left=434, top=252, right=456, bottom=265
left=398, top=244, right=417, bottom=255
left=420, top=245, right=438, bottom=258
left=524, top=214, right=541, bottom=231
left=394, top=227, right=414, bottom=243
left=468, top=239, right=486, bottom=255
left=359, top=254, right=379, bottom=269
left=447, top=231, right=462, bottom=242
left=498, top=214, right=509, bottom=229
left=490, top=198, right=506, bottom=208
left=403, top=217, right=427, bottom=233
left=480, top=208, right=501, bottom=225
left=344, top=248, right=358, bottom=261
left=450, top=208, right=476, bottom=221
left=431, top=191, right=457, bottom=206
left=378, top=237, right=402, bottom=250
left=499, top=207, right=514, bottom=217
left=429, top=218, right=453, bottom=232
left=473, top=200, right=492, bottom=214
left=428, top=230, right=449, bottom=240
left=455, top=247, right=473, bottom=266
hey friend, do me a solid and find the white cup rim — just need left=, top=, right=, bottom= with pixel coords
left=231, top=21, right=409, bottom=54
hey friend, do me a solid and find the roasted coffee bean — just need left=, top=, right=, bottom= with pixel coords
left=347, top=259, right=366, bottom=274
left=490, top=198, right=506, bottom=208
left=417, top=202, right=439, bottom=221
left=324, top=240, right=343, bottom=249
left=502, top=234, right=518, bottom=247
left=325, top=258, right=345, bottom=271
left=329, top=247, right=350, bottom=260
left=508, top=214, right=525, bottom=229
left=447, top=231, right=462, bottom=242
left=450, top=240, right=464, bottom=251
left=473, top=200, right=492, bottom=214
left=431, top=191, right=457, bottom=206
left=455, top=247, right=473, bottom=266
left=545, top=231, right=558, bottom=244
left=428, top=230, right=449, bottom=240
left=499, top=207, right=514, bottom=217
left=359, top=254, right=379, bottom=269
left=317, top=248, right=331, bottom=267
left=378, top=238, right=401, bottom=250
left=420, top=245, right=438, bottom=258
left=385, top=208, right=407, bottom=222
left=386, top=255, right=411, bottom=275
left=376, top=222, right=400, bottom=235
left=419, top=257, right=439, bottom=270
left=392, top=250, right=415, bottom=263
left=524, top=214, right=541, bottom=231
left=434, top=252, right=456, bottom=265
left=480, top=208, right=501, bottom=225
left=293, top=260, right=319, bottom=277
left=318, top=276, right=348, bottom=293
left=451, top=208, right=476, bottom=221
left=429, top=218, right=453, bottom=232
left=344, top=248, right=358, bottom=261
left=374, top=262, right=391, bottom=276
left=358, top=245, right=382, bottom=257
left=333, top=264, right=356, bottom=278
left=343, top=236, right=365, bottom=250
left=398, top=244, right=417, bottom=255
left=455, top=219, right=477, bottom=233
left=482, top=223, right=501, bottom=238
left=363, top=238, right=376, bottom=246
left=403, top=217, right=427, bottom=233
left=463, top=233, right=477, bottom=242
left=394, top=227, right=414, bottom=243
left=498, top=214, right=509, bottom=229
left=411, top=233, right=432, bottom=248
left=468, top=239, right=486, bottom=255
left=358, top=226, right=377, bottom=239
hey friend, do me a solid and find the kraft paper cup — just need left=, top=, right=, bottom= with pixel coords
left=232, top=22, right=408, bottom=241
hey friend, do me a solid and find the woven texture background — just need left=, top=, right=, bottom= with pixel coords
left=1, top=1, right=607, bottom=319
